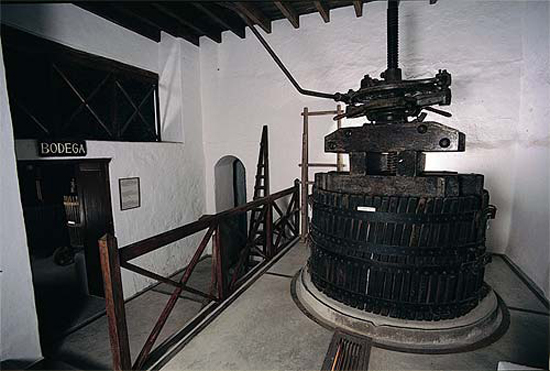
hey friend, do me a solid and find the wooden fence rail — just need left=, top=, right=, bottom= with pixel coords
left=98, top=180, right=300, bottom=370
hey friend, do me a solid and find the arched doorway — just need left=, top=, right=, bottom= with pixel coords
left=214, top=156, right=247, bottom=278
left=215, top=156, right=246, bottom=212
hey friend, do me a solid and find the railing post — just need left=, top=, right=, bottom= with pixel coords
left=98, top=234, right=131, bottom=371
left=214, top=224, right=225, bottom=300
left=294, top=179, right=300, bottom=240
left=265, top=202, right=273, bottom=258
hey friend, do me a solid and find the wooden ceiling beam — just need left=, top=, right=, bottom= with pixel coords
left=232, top=2, right=272, bottom=33
left=313, top=1, right=330, bottom=23
left=274, top=2, right=300, bottom=29
left=77, top=3, right=161, bottom=42
left=191, top=2, right=246, bottom=39
left=111, top=3, right=200, bottom=46
left=152, top=3, right=222, bottom=43
left=353, top=1, right=363, bottom=17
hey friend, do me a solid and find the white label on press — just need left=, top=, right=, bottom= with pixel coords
left=357, top=206, right=376, bottom=212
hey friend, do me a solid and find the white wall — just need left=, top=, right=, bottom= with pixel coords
left=506, top=1, right=550, bottom=296
left=1, top=4, right=207, bottom=363
left=0, top=39, right=42, bottom=365
left=0, top=3, right=158, bottom=72
left=199, top=1, right=549, bottom=296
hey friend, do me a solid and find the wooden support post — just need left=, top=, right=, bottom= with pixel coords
left=301, top=107, right=309, bottom=242
left=98, top=234, right=132, bottom=371
left=336, top=104, right=344, bottom=172
left=294, top=179, right=300, bottom=239
left=214, top=224, right=225, bottom=300
left=265, top=202, right=273, bottom=257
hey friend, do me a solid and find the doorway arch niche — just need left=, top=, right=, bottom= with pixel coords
left=214, top=156, right=247, bottom=276
left=214, top=155, right=247, bottom=212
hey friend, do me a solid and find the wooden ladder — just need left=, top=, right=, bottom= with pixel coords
left=249, top=125, right=270, bottom=258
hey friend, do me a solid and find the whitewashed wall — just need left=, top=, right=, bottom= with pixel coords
left=505, top=1, right=550, bottom=297
left=199, top=1, right=549, bottom=296
left=1, top=4, right=207, bottom=363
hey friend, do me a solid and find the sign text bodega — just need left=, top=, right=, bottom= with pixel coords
left=38, top=140, right=87, bottom=157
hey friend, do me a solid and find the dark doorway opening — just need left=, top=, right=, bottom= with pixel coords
left=214, top=156, right=248, bottom=281
left=17, top=159, right=113, bottom=347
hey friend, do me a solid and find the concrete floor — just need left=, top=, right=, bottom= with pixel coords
left=160, top=243, right=549, bottom=371
left=41, top=257, right=213, bottom=370
left=32, top=251, right=106, bottom=344
left=37, top=243, right=549, bottom=371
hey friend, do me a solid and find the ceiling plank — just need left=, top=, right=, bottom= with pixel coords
left=191, top=2, right=246, bottom=39
left=152, top=3, right=222, bottom=43
left=274, top=2, right=300, bottom=29
left=110, top=3, right=200, bottom=46
left=232, top=2, right=272, bottom=33
left=313, top=1, right=330, bottom=23
left=77, top=3, right=161, bottom=42
left=353, top=1, right=363, bottom=17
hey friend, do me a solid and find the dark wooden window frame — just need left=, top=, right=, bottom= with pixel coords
left=1, top=25, right=162, bottom=142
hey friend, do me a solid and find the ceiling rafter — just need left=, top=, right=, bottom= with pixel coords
left=152, top=3, right=222, bottom=43
left=191, top=2, right=246, bottom=39
left=110, top=3, right=200, bottom=45
left=76, top=1, right=375, bottom=46
left=313, top=1, right=331, bottom=23
left=353, top=1, right=364, bottom=17
left=231, top=2, right=272, bottom=34
left=78, top=3, right=161, bottom=42
left=274, top=2, right=300, bottom=29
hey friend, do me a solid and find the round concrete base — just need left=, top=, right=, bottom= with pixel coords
left=293, top=268, right=509, bottom=353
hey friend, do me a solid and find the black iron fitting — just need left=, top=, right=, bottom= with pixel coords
left=246, top=0, right=452, bottom=122
left=384, top=0, right=402, bottom=82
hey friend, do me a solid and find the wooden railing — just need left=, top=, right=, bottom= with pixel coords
left=98, top=181, right=300, bottom=370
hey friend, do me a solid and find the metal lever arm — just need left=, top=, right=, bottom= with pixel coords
left=424, top=106, right=452, bottom=118
left=246, top=22, right=341, bottom=101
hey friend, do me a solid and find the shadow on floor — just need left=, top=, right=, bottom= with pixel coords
left=31, top=251, right=106, bottom=345
left=31, top=257, right=215, bottom=371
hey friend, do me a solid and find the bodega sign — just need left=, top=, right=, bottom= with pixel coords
left=38, top=140, right=87, bottom=157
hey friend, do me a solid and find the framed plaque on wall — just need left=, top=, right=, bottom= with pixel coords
left=119, top=177, right=141, bottom=210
